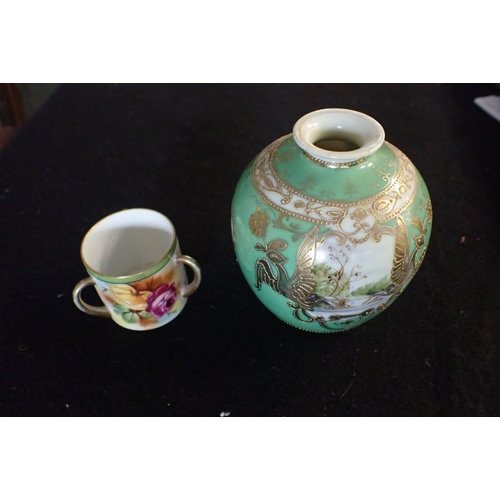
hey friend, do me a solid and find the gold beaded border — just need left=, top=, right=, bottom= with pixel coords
left=303, top=150, right=366, bottom=168
left=252, top=135, right=418, bottom=225
left=263, top=135, right=411, bottom=207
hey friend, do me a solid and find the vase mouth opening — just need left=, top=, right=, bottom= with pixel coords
left=292, top=108, right=385, bottom=166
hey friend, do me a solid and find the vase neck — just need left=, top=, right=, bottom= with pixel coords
left=292, top=108, right=385, bottom=168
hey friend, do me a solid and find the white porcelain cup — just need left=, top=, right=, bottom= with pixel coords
left=72, top=208, right=201, bottom=330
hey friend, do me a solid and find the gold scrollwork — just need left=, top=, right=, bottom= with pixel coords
left=391, top=216, right=410, bottom=288
left=391, top=207, right=431, bottom=292
left=350, top=208, right=371, bottom=221
left=373, top=194, right=399, bottom=215
left=249, top=199, right=431, bottom=332
left=252, top=135, right=419, bottom=227
left=425, top=198, right=433, bottom=225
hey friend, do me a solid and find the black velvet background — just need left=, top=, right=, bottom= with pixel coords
left=1, top=84, right=499, bottom=417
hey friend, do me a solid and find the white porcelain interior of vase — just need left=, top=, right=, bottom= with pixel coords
left=81, top=208, right=175, bottom=277
left=292, top=108, right=385, bottom=164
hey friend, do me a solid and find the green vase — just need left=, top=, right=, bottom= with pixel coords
left=231, top=109, right=432, bottom=333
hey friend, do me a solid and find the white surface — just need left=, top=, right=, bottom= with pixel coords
left=474, top=95, right=500, bottom=123
left=81, top=208, right=175, bottom=276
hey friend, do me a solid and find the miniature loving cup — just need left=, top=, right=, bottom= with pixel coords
left=72, top=208, right=201, bottom=330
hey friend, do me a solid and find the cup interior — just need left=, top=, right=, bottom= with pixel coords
left=81, top=209, right=175, bottom=278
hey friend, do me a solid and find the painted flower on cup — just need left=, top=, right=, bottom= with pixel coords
left=146, top=283, right=178, bottom=318
left=104, top=267, right=179, bottom=325
left=109, top=284, right=150, bottom=310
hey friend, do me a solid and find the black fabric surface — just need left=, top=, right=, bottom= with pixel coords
left=1, top=83, right=499, bottom=417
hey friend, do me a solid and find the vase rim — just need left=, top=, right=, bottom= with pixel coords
left=292, top=108, right=385, bottom=166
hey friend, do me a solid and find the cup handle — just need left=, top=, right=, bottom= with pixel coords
left=72, top=277, right=111, bottom=317
left=175, top=255, right=201, bottom=298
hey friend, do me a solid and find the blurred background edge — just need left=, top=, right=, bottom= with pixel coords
left=0, top=83, right=60, bottom=150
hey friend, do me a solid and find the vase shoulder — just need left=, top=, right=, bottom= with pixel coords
left=270, top=135, right=401, bottom=204
left=252, top=134, right=419, bottom=226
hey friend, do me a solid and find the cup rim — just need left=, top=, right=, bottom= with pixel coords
left=80, top=208, right=178, bottom=284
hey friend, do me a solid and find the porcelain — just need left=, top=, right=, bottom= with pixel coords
left=72, top=208, right=201, bottom=330
left=231, top=109, right=432, bottom=333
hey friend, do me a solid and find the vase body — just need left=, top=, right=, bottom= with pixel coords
left=231, top=109, right=432, bottom=333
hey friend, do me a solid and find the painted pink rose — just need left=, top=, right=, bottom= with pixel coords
left=146, top=283, right=177, bottom=318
